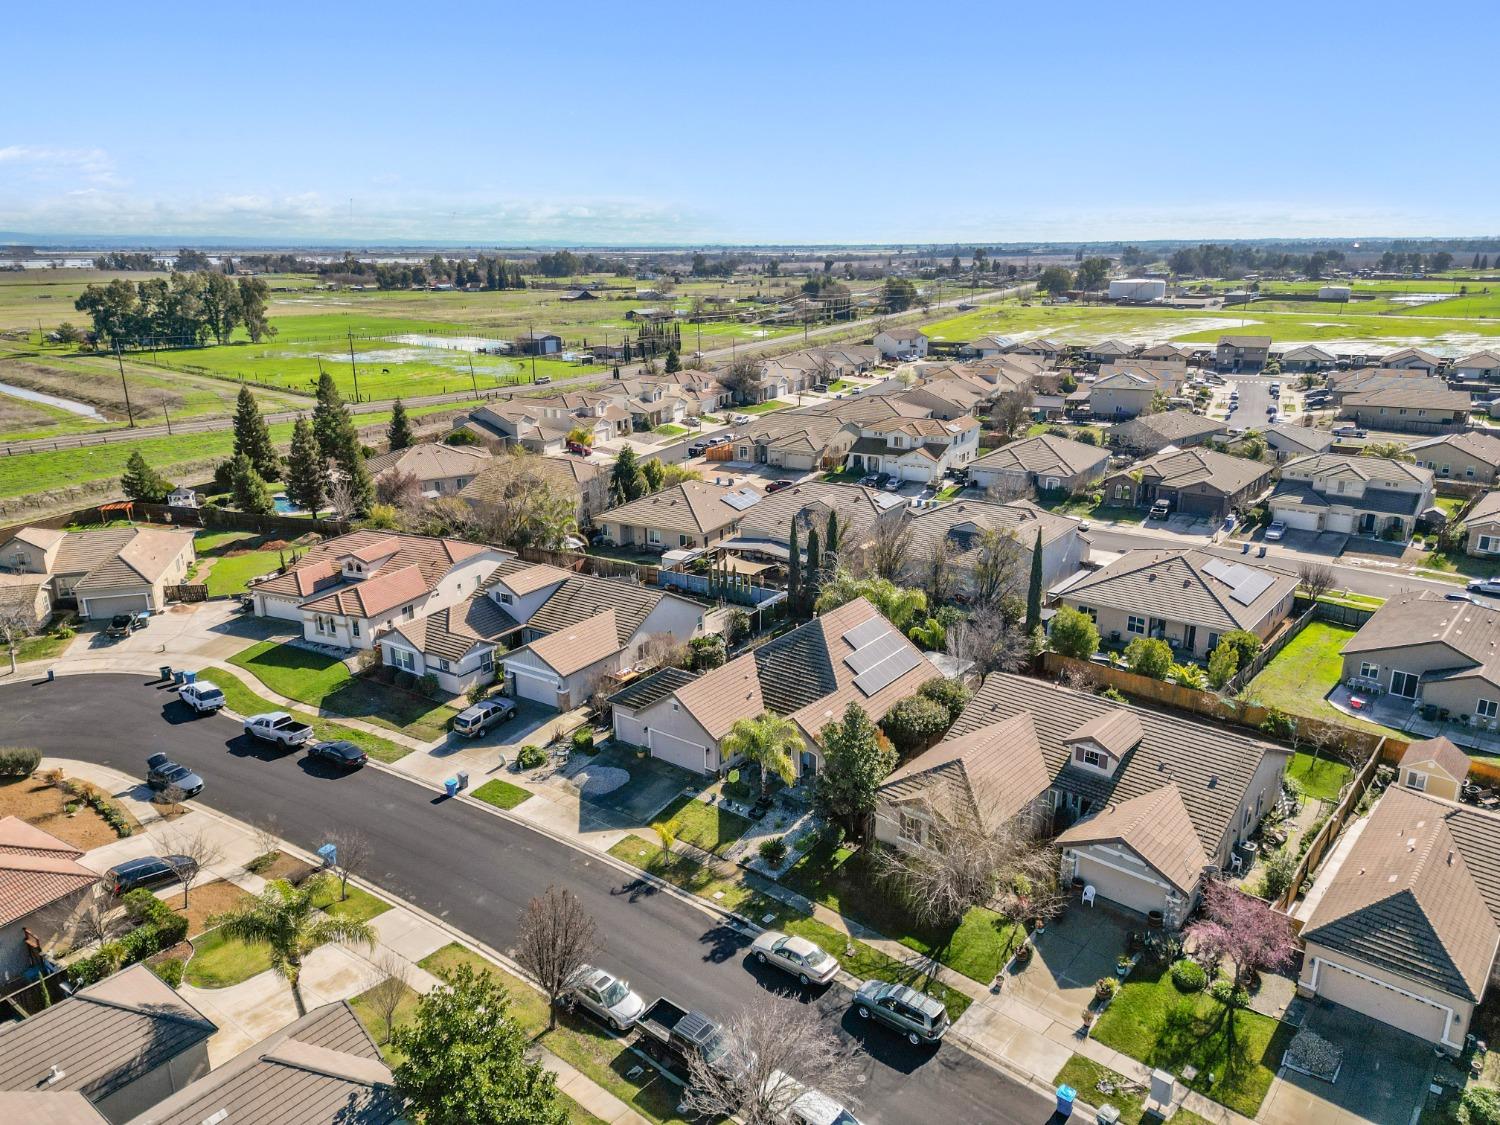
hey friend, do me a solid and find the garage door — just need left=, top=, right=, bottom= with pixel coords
left=1315, top=959, right=1450, bottom=1044
left=1074, top=853, right=1168, bottom=916
left=1326, top=512, right=1355, bottom=534
left=1177, top=493, right=1220, bottom=518
left=646, top=727, right=710, bottom=774
left=1275, top=507, right=1321, bottom=531
left=614, top=713, right=647, bottom=747
left=506, top=664, right=561, bottom=707
left=80, top=593, right=150, bottom=620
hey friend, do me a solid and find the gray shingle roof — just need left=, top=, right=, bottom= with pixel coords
left=1109, top=410, right=1227, bottom=450
left=968, top=434, right=1109, bottom=478
left=608, top=666, right=699, bottom=711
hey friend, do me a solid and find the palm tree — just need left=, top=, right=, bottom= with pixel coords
left=721, top=713, right=802, bottom=798
left=209, top=874, right=375, bottom=1015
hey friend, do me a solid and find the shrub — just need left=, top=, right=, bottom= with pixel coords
left=1124, top=637, right=1173, bottom=680
left=393, top=670, right=416, bottom=691
left=68, top=906, right=185, bottom=987
left=245, top=851, right=277, bottom=874
left=0, top=746, right=41, bottom=778
left=416, top=673, right=441, bottom=698
left=917, top=677, right=972, bottom=723
left=1049, top=606, right=1100, bottom=659
left=1459, top=1085, right=1500, bottom=1125
left=688, top=634, right=727, bottom=671
left=123, top=888, right=171, bottom=925
left=1210, top=979, right=1250, bottom=1008
left=151, top=958, right=185, bottom=988
left=879, top=695, right=951, bottom=756
left=465, top=682, right=490, bottom=706
left=52, top=625, right=76, bottom=640
left=571, top=728, right=595, bottom=754
left=1101, top=687, right=1127, bottom=704
left=1170, top=958, right=1207, bottom=993
left=516, top=744, right=547, bottom=770
left=758, top=837, right=788, bottom=866
left=1257, top=848, right=1299, bottom=901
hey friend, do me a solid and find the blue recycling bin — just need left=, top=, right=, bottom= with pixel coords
left=184, top=670, right=197, bottom=685
left=1056, top=1084, right=1077, bottom=1117
left=173, top=670, right=187, bottom=685
left=444, top=776, right=459, bottom=797
left=317, top=843, right=337, bottom=867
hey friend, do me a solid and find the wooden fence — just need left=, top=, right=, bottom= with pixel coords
left=1224, top=602, right=1318, bottom=696
left=0, top=502, right=349, bottom=548
left=163, top=583, right=209, bottom=603
left=1273, top=746, right=1387, bottom=914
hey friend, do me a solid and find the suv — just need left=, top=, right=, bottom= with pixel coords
left=453, top=697, right=518, bottom=737
left=178, top=681, right=225, bottom=714
left=106, top=854, right=197, bottom=896
left=106, top=613, right=141, bottom=638
left=852, top=981, right=949, bottom=1045
left=1148, top=499, right=1171, bottom=520
left=145, top=752, right=204, bottom=798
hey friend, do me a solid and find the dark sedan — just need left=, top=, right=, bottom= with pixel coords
left=307, top=739, right=369, bottom=770
left=146, top=751, right=203, bottom=797
left=107, top=854, right=198, bottom=896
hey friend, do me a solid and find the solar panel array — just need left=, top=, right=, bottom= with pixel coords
left=842, top=617, right=923, bottom=695
left=846, top=630, right=906, bottom=675
left=1200, top=557, right=1278, bottom=606
left=722, top=489, right=762, bottom=512
left=842, top=616, right=889, bottom=650
left=854, top=647, right=922, bottom=695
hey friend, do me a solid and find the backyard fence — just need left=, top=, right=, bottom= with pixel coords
left=514, top=544, right=787, bottom=612
left=121, top=504, right=351, bottom=540
left=1224, top=601, right=1320, bottom=696
left=1305, top=598, right=1379, bottom=629
left=1273, top=745, right=1388, bottom=917
left=163, top=583, right=209, bottom=603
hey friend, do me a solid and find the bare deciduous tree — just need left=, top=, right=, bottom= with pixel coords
left=858, top=508, right=911, bottom=582
left=374, top=466, right=423, bottom=509
left=166, top=828, right=223, bottom=909
left=155, top=782, right=188, bottom=817
left=682, top=995, right=864, bottom=1125
left=969, top=527, right=1022, bottom=604
left=982, top=476, right=1034, bottom=505
left=327, top=829, right=373, bottom=902
left=252, top=815, right=282, bottom=862
left=1298, top=562, right=1335, bottom=603
left=720, top=354, right=765, bottom=405
left=916, top=534, right=959, bottom=603
left=515, top=885, right=601, bottom=1030
left=872, top=804, right=1062, bottom=929
left=639, top=631, right=689, bottom=671
left=327, top=475, right=358, bottom=521
left=364, top=950, right=413, bottom=1045
left=945, top=603, right=1029, bottom=676
left=0, top=608, right=38, bottom=674
left=987, top=390, right=1031, bottom=440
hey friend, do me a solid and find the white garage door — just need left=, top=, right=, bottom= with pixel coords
left=1326, top=512, right=1355, bottom=534
left=1274, top=507, right=1320, bottom=531
left=1316, top=959, right=1450, bottom=1044
left=614, top=712, right=647, bottom=748
left=1074, top=853, right=1168, bottom=916
left=506, top=664, right=561, bottom=707
left=81, top=592, right=151, bottom=620
left=646, top=727, right=711, bottom=774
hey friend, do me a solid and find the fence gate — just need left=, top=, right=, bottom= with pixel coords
left=166, top=584, right=210, bottom=603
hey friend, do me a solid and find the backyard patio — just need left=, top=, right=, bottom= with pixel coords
left=1328, top=683, right=1500, bottom=755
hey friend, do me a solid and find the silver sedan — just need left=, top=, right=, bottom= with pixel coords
left=749, top=931, right=839, bottom=986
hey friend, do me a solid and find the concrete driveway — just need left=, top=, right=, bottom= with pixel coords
left=72, top=600, right=293, bottom=665
left=1260, top=998, right=1437, bottom=1125
left=1003, top=900, right=1136, bottom=1025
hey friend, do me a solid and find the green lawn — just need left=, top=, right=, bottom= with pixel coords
left=608, top=834, right=973, bottom=1017
left=650, top=795, right=750, bottom=856
left=472, top=778, right=532, bottom=810
left=1242, top=621, right=1406, bottom=739
left=228, top=639, right=458, bottom=741
left=203, top=548, right=284, bottom=597
left=782, top=833, right=1023, bottom=983
left=183, top=925, right=274, bottom=987
left=652, top=423, right=689, bottom=437
left=739, top=400, right=789, bottom=414
left=1089, top=963, right=1293, bottom=1117
left=310, top=880, right=392, bottom=923
left=206, top=666, right=409, bottom=763
left=1054, top=1055, right=1155, bottom=1125
left=1287, top=751, right=1353, bottom=803
left=1, top=630, right=72, bottom=664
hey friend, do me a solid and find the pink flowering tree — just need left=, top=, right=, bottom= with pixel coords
left=1186, top=879, right=1297, bottom=997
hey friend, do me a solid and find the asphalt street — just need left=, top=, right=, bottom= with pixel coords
left=0, top=674, right=1055, bottom=1125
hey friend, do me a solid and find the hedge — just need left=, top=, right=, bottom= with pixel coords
left=0, top=746, right=41, bottom=777
left=69, top=907, right=188, bottom=987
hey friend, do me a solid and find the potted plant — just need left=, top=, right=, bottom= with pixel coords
left=1116, top=954, right=1133, bottom=978
left=1094, top=977, right=1119, bottom=1003
left=1014, top=941, right=1034, bottom=965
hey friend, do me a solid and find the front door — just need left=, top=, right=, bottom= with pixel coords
left=1183, top=625, right=1197, bottom=652
left=1359, top=513, right=1377, bottom=534
left=1390, top=670, right=1420, bottom=698
left=799, top=750, right=818, bottom=782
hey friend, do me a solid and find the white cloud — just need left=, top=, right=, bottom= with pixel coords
left=0, top=145, right=121, bottom=187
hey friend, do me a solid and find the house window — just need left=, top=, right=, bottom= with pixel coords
left=1467, top=467, right=1477, bottom=478
left=480, top=651, right=494, bottom=673
left=499, top=592, right=513, bottom=605
left=1480, top=536, right=1498, bottom=554
left=391, top=647, right=415, bottom=672
left=1083, top=748, right=1104, bottom=768
left=1441, top=464, right=1452, bottom=476
left=439, top=658, right=451, bottom=673
left=647, top=528, right=663, bottom=545
left=403, top=605, right=415, bottom=621
left=1127, top=615, right=1147, bottom=636
left=899, top=813, right=923, bottom=844
left=352, top=620, right=360, bottom=638
left=679, top=534, right=690, bottom=547
left=1076, top=605, right=1097, bottom=622
left=1480, top=699, right=1499, bottom=719
left=1405, top=770, right=1427, bottom=792
left=1359, top=662, right=1379, bottom=679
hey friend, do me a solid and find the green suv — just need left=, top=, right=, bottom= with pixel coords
left=851, top=981, right=949, bottom=1045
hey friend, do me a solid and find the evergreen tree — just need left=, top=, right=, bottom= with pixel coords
left=311, top=372, right=347, bottom=460
left=386, top=398, right=414, bottom=451
left=610, top=446, right=645, bottom=504
left=1025, top=529, right=1044, bottom=634
left=640, top=457, right=665, bottom=493
left=120, top=450, right=174, bottom=503
left=232, top=387, right=281, bottom=481
left=228, top=453, right=275, bottom=514
left=814, top=703, right=895, bottom=842
left=664, top=347, right=681, bottom=373
left=311, top=372, right=373, bottom=516
left=787, top=522, right=801, bottom=616
left=334, top=437, right=374, bottom=518
left=804, top=528, right=821, bottom=614
left=285, top=417, right=328, bottom=514
left=825, top=510, right=840, bottom=553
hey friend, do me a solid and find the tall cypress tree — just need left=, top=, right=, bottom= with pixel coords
left=825, top=510, right=840, bottom=553
left=312, top=372, right=346, bottom=461
left=232, top=387, right=280, bottom=481
left=387, top=398, right=414, bottom=451
left=804, top=528, right=821, bottom=615
left=285, top=417, right=328, bottom=515
left=787, top=522, right=801, bottom=618
left=1025, top=528, right=1044, bottom=634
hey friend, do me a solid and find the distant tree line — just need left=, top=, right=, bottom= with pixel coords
left=1167, top=243, right=1348, bottom=278
left=92, top=248, right=219, bottom=272
left=74, top=273, right=274, bottom=349
left=1378, top=249, right=1455, bottom=273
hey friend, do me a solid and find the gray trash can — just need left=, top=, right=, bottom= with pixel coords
left=456, top=770, right=469, bottom=790
left=173, top=670, right=187, bottom=685
left=160, top=665, right=173, bottom=682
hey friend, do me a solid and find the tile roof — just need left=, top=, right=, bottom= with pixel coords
left=1218, top=335, right=1272, bottom=348
left=1262, top=424, right=1335, bottom=454
left=1061, top=548, right=1297, bottom=633
left=1067, top=709, right=1144, bottom=758
left=607, top=666, right=699, bottom=711
left=302, top=563, right=429, bottom=617
left=1468, top=490, right=1500, bottom=526
left=1283, top=452, right=1433, bottom=488
left=1401, top=736, right=1472, bottom=783
left=365, top=442, right=491, bottom=480
left=732, top=482, right=900, bottom=550
left=130, top=1001, right=399, bottom=1125
left=2, top=527, right=195, bottom=590
left=1302, top=787, right=1500, bottom=1000
left=948, top=673, right=1284, bottom=859
left=0, top=1092, right=107, bottom=1123
left=525, top=609, right=621, bottom=675
left=968, top=434, right=1108, bottom=479
left=1343, top=385, right=1471, bottom=411
left=1057, top=784, right=1208, bottom=893
left=1455, top=350, right=1500, bottom=368
left=498, top=563, right=573, bottom=596
left=0, top=816, right=96, bottom=927
left=1126, top=447, right=1270, bottom=496
left=1341, top=592, right=1500, bottom=688
left=1407, top=430, right=1500, bottom=467
left=899, top=500, right=1084, bottom=573
left=388, top=593, right=519, bottom=661
left=604, top=481, right=749, bottom=536
left=1109, top=410, right=1227, bottom=449
left=0, top=964, right=214, bottom=1102
left=879, top=712, right=1051, bottom=834
left=252, top=530, right=499, bottom=611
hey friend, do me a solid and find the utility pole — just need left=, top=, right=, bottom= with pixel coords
left=527, top=321, right=537, bottom=383
left=468, top=353, right=479, bottom=398
left=114, top=340, right=135, bottom=427
left=346, top=332, right=361, bottom=402
left=162, top=403, right=172, bottom=434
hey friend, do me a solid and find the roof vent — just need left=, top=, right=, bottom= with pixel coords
left=1449, top=850, right=1456, bottom=866
left=43, top=1065, right=65, bottom=1086
left=1407, top=837, right=1417, bottom=850
left=202, top=1111, right=229, bottom=1125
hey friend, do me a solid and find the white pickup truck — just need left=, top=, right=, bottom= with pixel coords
left=244, top=711, right=314, bottom=747
left=178, top=680, right=225, bottom=714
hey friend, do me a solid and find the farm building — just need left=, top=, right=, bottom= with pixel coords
left=1108, top=278, right=1167, bottom=303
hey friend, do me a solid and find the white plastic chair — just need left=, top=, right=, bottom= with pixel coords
left=1082, top=884, right=1097, bottom=908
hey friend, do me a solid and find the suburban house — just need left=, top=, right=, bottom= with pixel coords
left=1013, top=336, right=1065, bottom=360
left=1084, top=339, right=1132, bottom=364
left=1340, top=383, right=1471, bottom=434
left=1296, top=785, right=1500, bottom=1051
left=0, top=526, right=196, bottom=621
left=1216, top=335, right=1272, bottom=372
left=1464, top=491, right=1500, bottom=556
left=1279, top=344, right=1336, bottom=372
left=1102, top=447, right=1272, bottom=523
left=896, top=379, right=989, bottom=421
left=1087, top=371, right=1166, bottom=419
left=728, top=480, right=903, bottom=561
left=1452, top=350, right=1500, bottom=383
left=1340, top=592, right=1500, bottom=722
left=514, top=330, right=563, bottom=355
left=1107, top=410, right=1227, bottom=456
left=1326, top=367, right=1436, bottom=406
left=609, top=598, right=936, bottom=780
left=382, top=558, right=720, bottom=703
left=0, top=817, right=99, bottom=983
left=1136, top=342, right=1192, bottom=364
left=248, top=530, right=512, bottom=651
left=757, top=345, right=881, bottom=398
left=1261, top=423, right=1336, bottom=461
left=0, top=964, right=215, bottom=1124
left=892, top=673, right=1289, bottom=926
left=966, top=433, right=1109, bottom=496
left=730, top=410, right=862, bottom=472
left=1269, top=453, right=1435, bottom=540
left=1058, top=548, right=1297, bottom=660
left=599, top=480, right=761, bottom=551
left=459, top=397, right=619, bottom=453
left=873, top=327, right=929, bottom=360
left=961, top=334, right=1014, bottom=359
left=899, top=499, right=1088, bottom=594
left=0, top=571, right=52, bottom=629
left=1408, top=430, right=1500, bottom=484
left=459, top=450, right=609, bottom=523
left=1381, top=346, right=1443, bottom=374
left=366, top=442, right=492, bottom=497
left=127, top=1002, right=400, bottom=1125
left=844, top=415, right=982, bottom=483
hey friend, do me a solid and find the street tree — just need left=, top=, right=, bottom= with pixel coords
left=515, top=884, right=601, bottom=1031
left=0, top=608, right=37, bottom=674
left=326, top=829, right=373, bottom=903
left=815, top=703, right=896, bottom=840
left=1298, top=562, right=1335, bottom=602
left=363, top=950, right=413, bottom=1046
left=165, top=829, right=223, bottom=910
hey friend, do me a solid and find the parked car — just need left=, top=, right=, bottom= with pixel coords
left=178, top=680, right=225, bottom=714
left=635, top=997, right=736, bottom=1080
left=1468, top=579, right=1500, bottom=598
left=764, top=480, right=794, bottom=494
left=244, top=711, right=314, bottom=747
left=851, top=981, right=949, bottom=1046
left=882, top=477, right=901, bottom=492
left=874, top=473, right=891, bottom=489
left=1333, top=426, right=1367, bottom=438
left=563, top=965, right=645, bottom=1031
left=761, top=1072, right=864, bottom=1125
left=566, top=441, right=593, bottom=457
left=750, top=931, right=839, bottom=986
left=1148, top=499, right=1171, bottom=520
left=306, top=739, right=369, bottom=770
left=145, top=752, right=203, bottom=797
left=453, top=697, right=518, bottom=737
left=106, top=854, right=198, bottom=896
left=859, top=473, right=880, bottom=487
left=688, top=442, right=709, bottom=456
left=106, top=613, right=140, bottom=638
left=1264, top=520, right=1288, bottom=541
left=534, top=375, right=552, bottom=384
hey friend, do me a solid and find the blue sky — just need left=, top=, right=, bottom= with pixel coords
left=3, top=0, right=1497, bottom=245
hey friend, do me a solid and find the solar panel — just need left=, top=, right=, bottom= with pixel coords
left=1229, top=570, right=1276, bottom=605
left=722, top=489, right=761, bottom=512
left=842, top=616, right=889, bottom=649
left=845, top=630, right=903, bottom=675
left=854, top=647, right=922, bottom=696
